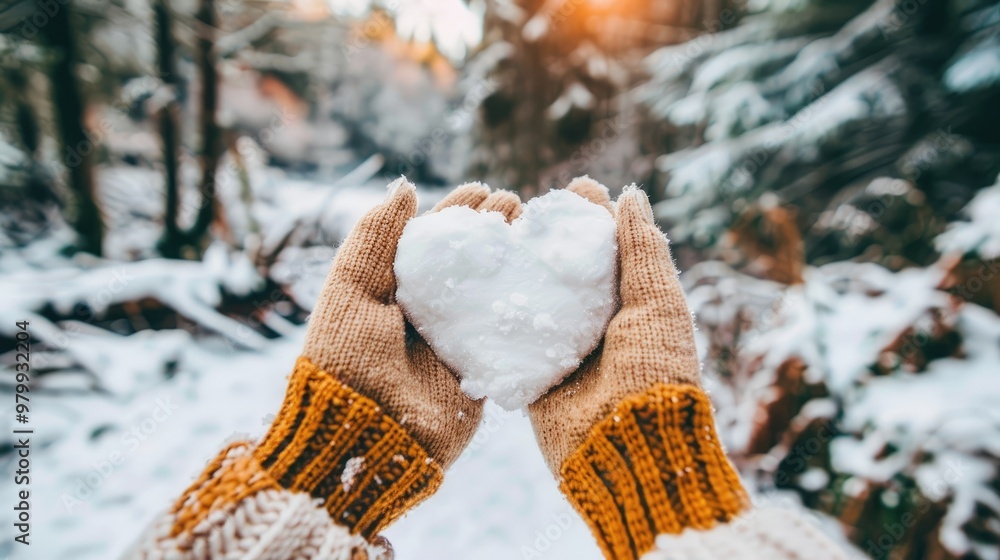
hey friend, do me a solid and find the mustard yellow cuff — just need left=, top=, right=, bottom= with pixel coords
left=560, top=383, right=750, bottom=560
left=254, top=357, right=443, bottom=537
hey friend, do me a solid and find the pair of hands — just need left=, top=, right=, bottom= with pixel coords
left=301, top=176, right=701, bottom=475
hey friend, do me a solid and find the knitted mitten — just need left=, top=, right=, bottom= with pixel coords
left=131, top=179, right=522, bottom=559
left=262, top=179, right=522, bottom=533
left=529, top=178, right=750, bottom=559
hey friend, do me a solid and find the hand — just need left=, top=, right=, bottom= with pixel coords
left=303, top=178, right=523, bottom=468
left=528, top=177, right=702, bottom=474
left=527, top=178, right=747, bottom=560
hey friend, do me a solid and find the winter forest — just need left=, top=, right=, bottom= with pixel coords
left=1, top=0, right=999, bottom=558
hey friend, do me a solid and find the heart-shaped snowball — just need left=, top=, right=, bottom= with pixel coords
left=394, top=189, right=617, bottom=410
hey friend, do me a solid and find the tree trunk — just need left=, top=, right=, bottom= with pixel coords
left=39, top=0, right=104, bottom=256
left=154, top=0, right=184, bottom=258
left=154, top=0, right=222, bottom=259
left=190, top=0, right=223, bottom=250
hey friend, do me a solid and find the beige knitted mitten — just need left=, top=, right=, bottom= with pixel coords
left=300, top=178, right=521, bottom=468
left=529, top=177, right=749, bottom=560
left=132, top=180, right=525, bottom=560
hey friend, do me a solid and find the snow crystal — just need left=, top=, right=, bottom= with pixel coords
left=341, top=457, right=365, bottom=493
left=395, top=189, right=617, bottom=410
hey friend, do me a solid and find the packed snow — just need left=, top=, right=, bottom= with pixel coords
left=394, top=189, right=617, bottom=410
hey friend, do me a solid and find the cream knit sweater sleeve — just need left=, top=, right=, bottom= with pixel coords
left=126, top=441, right=375, bottom=560
left=125, top=358, right=442, bottom=560
left=642, top=508, right=851, bottom=560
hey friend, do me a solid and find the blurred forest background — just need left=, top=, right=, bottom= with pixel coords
left=1, top=0, right=999, bottom=558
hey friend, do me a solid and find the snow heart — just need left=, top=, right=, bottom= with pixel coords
left=394, top=189, right=617, bottom=410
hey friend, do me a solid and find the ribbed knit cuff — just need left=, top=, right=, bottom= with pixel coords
left=560, top=383, right=750, bottom=560
left=254, top=357, right=444, bottom=537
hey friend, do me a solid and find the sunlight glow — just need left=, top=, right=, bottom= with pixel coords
left=325, top=0, right=483, bottom=61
